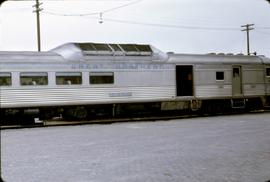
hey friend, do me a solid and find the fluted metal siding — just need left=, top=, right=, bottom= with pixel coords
left=266, top=84, right=270, bottom=95
left=0, top=86, right=175, bottom=108
left=243, top=84, right=265, bottom=96
left=195, top=85, right=232, bottom=98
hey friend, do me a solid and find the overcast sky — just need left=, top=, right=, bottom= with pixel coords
left=0, top=0, right=269, bottom=56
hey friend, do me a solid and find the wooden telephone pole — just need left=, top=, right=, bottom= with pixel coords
left=241, top=24, right=254, bottom=56
left=33, top=0, right=43, bottom=52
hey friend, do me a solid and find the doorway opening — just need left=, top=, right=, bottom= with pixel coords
left=176, top=65, right=193, bottom=96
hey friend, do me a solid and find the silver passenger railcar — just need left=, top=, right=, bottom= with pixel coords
left=168, top=53, right=270, bottom=110
left=0, top=42, right=269, bottom=123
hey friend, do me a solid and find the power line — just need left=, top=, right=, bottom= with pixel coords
left=42, top=0, right=142, bottom=16
left=2, top=0, right=270, bottom=37
left=74, top=15, right=241, bottom=31
left=3, top=0, right=269, bottom=32
left=256, top=30, right=270, bottom=36
left=42, top=10, right=249, bottom=31
left=103, top=17, right=241, bottom=31
left=43, top=10, right=98, bottom=16
left=256, top=26, right=270, bottom=30
left=41, top=9, right=241, bottom=31
left=102, top=0, right=142, bottom=14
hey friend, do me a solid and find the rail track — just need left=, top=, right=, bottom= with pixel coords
left=1, top=109, right=269, bottom=130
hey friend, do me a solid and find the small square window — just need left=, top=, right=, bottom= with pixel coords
left=266, top=68, right=270, bottom=77
left=216, top=72, right=224, bottom=81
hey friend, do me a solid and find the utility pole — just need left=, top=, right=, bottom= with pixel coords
left=241, top=24, right=254, bottom=56
left=33, top=0, right=43, bottom=52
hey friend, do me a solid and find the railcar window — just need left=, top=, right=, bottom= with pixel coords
left=56, top=72, right=82, bottom=85
left=90, top=72, right=114, bottom=84
left=216, top=72, right=224, bottom=81
left=20, top=72, right=48, bottom=86
left=0, top=72, right=11, bottom=86
left=135, top=45, right=152, bottom=52
left=77, top=43, right=96, bottom=51
left=266, top=68, right=270, bottom=77
left=109, top=44, right=122, bottom=51
left=120, top=44, right=138, bottom=52
left=92, top=43, right=112, bottom=51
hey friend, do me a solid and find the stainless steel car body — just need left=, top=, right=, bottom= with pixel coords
left=0, top=42, right=269, bottom=111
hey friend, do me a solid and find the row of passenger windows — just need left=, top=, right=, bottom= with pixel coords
left=1, top=69, right=270, bottom=86
left=0, top=72, right=114, bottom=86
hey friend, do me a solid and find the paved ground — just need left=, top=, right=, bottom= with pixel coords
left=1, top=113, right=270, bottom=182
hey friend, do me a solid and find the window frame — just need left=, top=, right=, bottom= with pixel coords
left=56, top=72, right=82, bottom=85
left=0, top=72, right=12, bottom=86
left=266, top=68, right=270, bottom=77
left=216, top=71, right=225, bottom=81
left=89, top=72, right=114, bottom=85
left=20, top=72, right=48, bottom=86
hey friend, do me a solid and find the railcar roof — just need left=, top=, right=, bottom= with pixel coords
left=167, top=53, right=268, bottom=64
left=0, top=51, right=65, bottom=63
left=261, top=56, right=270, bottom=64
left=0, top=42, right=269, bottom=64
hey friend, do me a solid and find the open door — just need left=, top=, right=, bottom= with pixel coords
left=232, top=66, right=243, bottom=96
left=176, top=65, right=193, bottom=96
